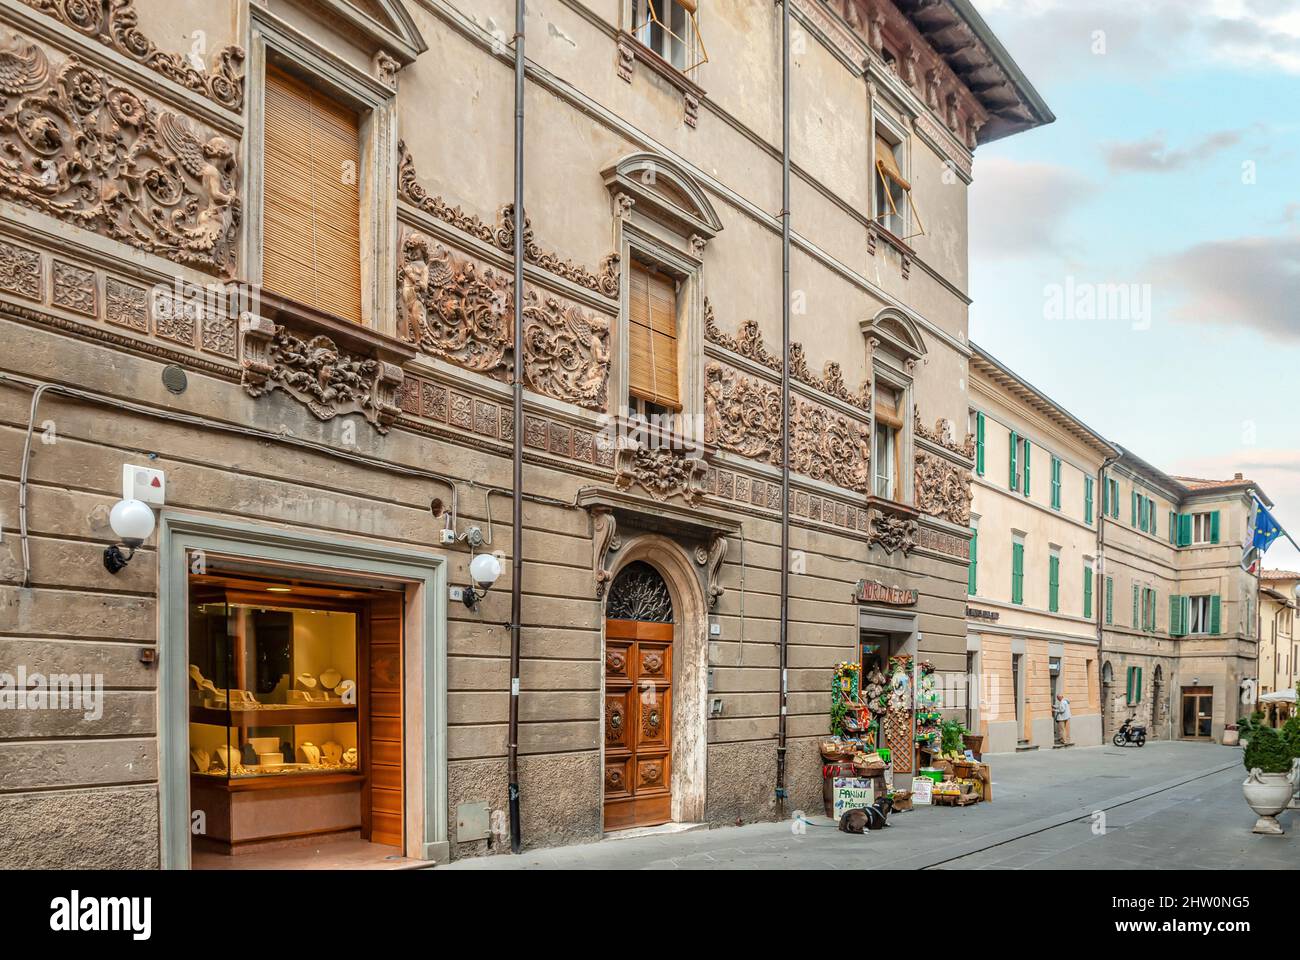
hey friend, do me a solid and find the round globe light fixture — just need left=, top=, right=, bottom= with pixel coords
left=463, top=552, right=504, bottom=611
left=103, top=498, right=156, bottom=574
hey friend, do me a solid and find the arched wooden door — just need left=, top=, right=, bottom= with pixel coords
left=603, top=561, right=674, bottom=831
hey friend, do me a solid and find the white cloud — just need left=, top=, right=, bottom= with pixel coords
left=970, top=157, right=1096, bottom=260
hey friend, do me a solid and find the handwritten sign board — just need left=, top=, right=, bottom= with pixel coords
left=832, top=778, right=877, bottom=819
left=911, top=776, right=934, bottom=806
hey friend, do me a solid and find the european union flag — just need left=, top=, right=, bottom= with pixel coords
left=1251, top=502, right=1284, bottom=555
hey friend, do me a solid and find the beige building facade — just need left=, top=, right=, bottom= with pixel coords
left=0, top=0, right=1050, bottom=867
left=965, top=347, right=1115, bottom=754
left=1258, top=570, right=1298, bottom=724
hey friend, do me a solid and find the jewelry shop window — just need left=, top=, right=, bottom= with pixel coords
left=630, top=0, right=707, bottom=73
left=187, top=567, right=405, bottom=859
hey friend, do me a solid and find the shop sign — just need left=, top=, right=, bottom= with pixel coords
left=966, top=607, right=999, bottom=622
left=855, top=579, right=918, bottom=607
left=832, top=778, right=877, bottom=819
left=911, top=777, right=934, bottom=806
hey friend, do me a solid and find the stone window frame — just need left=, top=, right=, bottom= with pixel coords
left=616, top=1, right=709, bottom=127
left=864, top=308, right=926, bottom=507
left=871, top=109, right=917, bottom=243
left=242, top=5, right=400, bottom=335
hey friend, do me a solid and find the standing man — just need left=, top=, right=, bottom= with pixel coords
left=1054, top=693, right=1072, bottom=745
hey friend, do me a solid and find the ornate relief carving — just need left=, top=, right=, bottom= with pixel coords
left=915, top=524, right=971, bottom=561
left=104, top=276, right=147, bottom=329
left=0, top=240, right=42, bottom=300
left=913, top=409, right=975, bottom=458
left=0, top=33, right=240, bottom=275
left=914, top=450, right=973, bottom=526
left=867, top=506, right=918, bottom=557
left=616, top=36, right=635, bottom=82
left=641, top=706, right=663, bottom=741
left=374, top=51, right=400, bottom=89
left=398, top=142, right=620, bottom=297
left=705, top=299, right=780, bottom=372
left=399, top=234, right=611, bottom=410
left=615, top=443, right=708, bottom=504
left=240, top=316, right=404, bottom=433
left=51, top=259, right=95, bottom=314
left=605, top=701, right=625, bottom=745
left=790, top=395, right=872, bottom=495
left=704, top=361, right=782, bottom=461
left=19, top=0, right=246, bottom=109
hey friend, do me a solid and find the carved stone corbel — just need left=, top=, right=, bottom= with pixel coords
left=617, top=36, right=636, bottom=82
left=239, top=314, right=404, bottom=433
left=705, top=533, right=728, bottom=608
left=866, top=501, right=919, bottom=557
left=375, top=51, right=401, bottom=89
left=614, top=443, right=709, bottom=504
left=593, top=508, right=620, bottom=598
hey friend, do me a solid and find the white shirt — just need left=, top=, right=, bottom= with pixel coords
left=1055, top=697, right=1072, bottom=721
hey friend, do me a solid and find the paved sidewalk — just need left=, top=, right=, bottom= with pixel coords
left=439, top=741, right=1287, bottom=870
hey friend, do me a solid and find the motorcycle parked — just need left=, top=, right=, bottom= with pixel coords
left=1113, top=716, right=1147, bottom=747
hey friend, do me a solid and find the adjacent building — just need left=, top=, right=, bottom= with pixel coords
left=0, top=0, right=1050, bottom=867
left=966, top=346, right=1117, bottom=753
left=1258, top=570, right=1298, bottom=724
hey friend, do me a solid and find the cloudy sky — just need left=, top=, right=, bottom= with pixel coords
left=968, top=0, right=1300, bottom=571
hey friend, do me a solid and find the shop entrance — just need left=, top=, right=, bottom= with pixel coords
left=603, top=561, right=675, bottom=831
left=186, top=563, right=405, bottom=867
left=1181, top=687, right=1214, bottom=739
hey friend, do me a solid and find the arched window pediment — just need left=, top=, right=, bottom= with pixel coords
left=603, top=152, right=722, bottom=243
left=862, top=309, right=927, bottom=366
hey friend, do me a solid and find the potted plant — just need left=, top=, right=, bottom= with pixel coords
left=1241, top=725, right=1296, bottom=835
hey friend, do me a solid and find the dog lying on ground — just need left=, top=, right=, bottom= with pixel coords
left=838, top=795, right=895, bottom=833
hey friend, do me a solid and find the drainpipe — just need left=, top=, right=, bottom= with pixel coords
left=1096, top=454, right=1118, bottom=736
left=775, top=0, right=792, bottom=816
left=508, top=0, right=525, bottom=855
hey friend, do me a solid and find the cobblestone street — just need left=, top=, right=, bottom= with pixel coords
left=440, top=742, right=1294, bottom=870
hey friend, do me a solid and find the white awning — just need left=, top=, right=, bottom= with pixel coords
left=1259, top=688, right=1296, bottom=704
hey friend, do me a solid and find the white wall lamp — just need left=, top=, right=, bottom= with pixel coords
left=103, top=498, right=156, bottom=574
left=462, top=552, right=503, bottom=612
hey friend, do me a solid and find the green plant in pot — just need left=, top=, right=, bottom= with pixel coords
left=940, top=719, right=969, bottom=757
left=1241, top=725, right=1296, bottom=835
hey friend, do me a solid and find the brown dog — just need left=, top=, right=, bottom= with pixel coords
left=838, top=795, right=895, bottom=833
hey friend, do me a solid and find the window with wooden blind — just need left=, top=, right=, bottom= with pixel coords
left=627, top=263, right=681, bottom=412
left=263, top=66, right=363, bottom=324
left=873, top=381, right=904, bottom=501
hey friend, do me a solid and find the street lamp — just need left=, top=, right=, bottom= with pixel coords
left=462, top=552, right=503, bottom=611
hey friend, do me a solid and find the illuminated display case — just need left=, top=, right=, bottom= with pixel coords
left=188, top=590, right=362, bottom=785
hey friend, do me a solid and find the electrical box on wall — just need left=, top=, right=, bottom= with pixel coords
left=457, top=801, right=491, bottom=842
left=122, top=464, right=165, bottom=506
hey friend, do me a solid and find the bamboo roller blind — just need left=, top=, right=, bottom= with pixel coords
left=263, top=66, right=363, bottom=324
left=628, top=263, right=680, bottom=409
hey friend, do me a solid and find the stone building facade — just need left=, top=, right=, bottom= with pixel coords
left=0, top=0, right=1050, bottom=867
left=1258, top=570, right=1298, bottom=724
left=965, top=346, right=1115, bottom=753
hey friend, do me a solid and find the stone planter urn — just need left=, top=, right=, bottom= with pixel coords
left=1222, top=727, right=1239, bottom=746
left=1243, top=768, right=1295, bottom=835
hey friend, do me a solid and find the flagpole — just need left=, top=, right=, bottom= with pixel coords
left=1253, top=492, right=1300, bottom=555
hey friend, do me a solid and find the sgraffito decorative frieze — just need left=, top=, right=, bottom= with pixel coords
left=914, top=408, right=975, bottom=459
left=0, top=30, right=240, bottom=275
left=915, top=524, right=970, bottom=561
left=399, top=232, right=611, bottom=410
left=705, top=299, right=871, bottom=411
left=17, top=0, right=246, bottom=110
left=914, top=449, right=973, bottom=526
left=398, top=141, right=620, bottom=298
left=615, top=443, right=708, bottom=504
left=240, top=316, right=403, bottom=433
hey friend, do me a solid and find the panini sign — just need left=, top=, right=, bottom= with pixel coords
left=855, top=579, right=918, bottom=607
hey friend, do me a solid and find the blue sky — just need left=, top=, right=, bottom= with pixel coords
left=968, top=0, right=1300, bottom=571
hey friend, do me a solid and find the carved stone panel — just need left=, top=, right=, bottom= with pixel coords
left=240, top=315, right=404, bottom=433
left=614, top=444, right=708, bottom=505
left=399, top=233, right=611, bottom=410
left=0, top=29, right=241, bottom=275
left=914, top=449, right=973, bottom=526
left=0, top=240, right=42, bottom=300
left=867, top=506, right=918, bottom=557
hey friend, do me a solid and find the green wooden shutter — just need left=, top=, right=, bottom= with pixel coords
left=1085, top=477, right=1094, bottom=524
left=1111, top=480, right=1120, bottom=518
left=1105, top=576, right=1114, bottom=624
left=1009, top=432, right=1018, bottom=490
left=1168, top=510, right=1176, bottom=544
left=1012, top=542, right=1024, bottom=605
left=1210, top=510, right=1221, bottom=544
left=1169, top=594, right=1182, bottom=637
left=976, top=412, right=985, bottom=476
left=1178, top=513, right=1192, bottom=547
left=1135, top=667, right=1143, bottom=703
left=1023, top=439, right=1032, bottom=496
left=1210, top=594, right=1222, bottom=635
left=1101, top=475, right=1109, bottom=516
left=1084, top=565, right=1093, bottom=619
left=1132, top=583, right=1139, bottom=627
left=967, top=528, right=977, bottom=596
left=1131, top=490, right=1138, bottom=526
left=1049, top=554, right=1060, bottom=612
left=1126, top=666, right=1134, bottom=704
left=1051, top=457, right=1061, bottom=510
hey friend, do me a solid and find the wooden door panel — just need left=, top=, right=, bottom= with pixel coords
left=603, top=619, right=673, bottom=831
left=605, top=687, right=633, bottom=750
